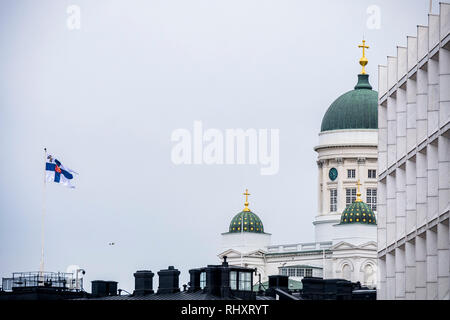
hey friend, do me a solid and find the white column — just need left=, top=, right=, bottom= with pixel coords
left=396, top=87, right=407, bottom=159
left=378, top=178, right=387, bottom=251
left=438, top=132, right=450, bottom=299
left=386, top=174, right=396, bottom=246
left=322, top=160, right=328, bottom=215
left=378, top=101, right=388, bottom=173
left=406, top=78, right=417, bottom=152
left=388, top=56, right=398, bottom=90
left=427, top=142, right=439, bottom=221
left=427, top=57, right=440, bottom=135
left=426, top=228, right=438, bottom=300
left=416, top=68, right=428, bottom=144
left=377, top=257, right=387, bottom=300
left=416, top=150, right=428, bottom=227
left=396, top=167, right=406, bottom=239
left=387, top=96, right=397, bottom=168
left=386, top=252, right=396, bottom=299
left=336, top=158, right=344, bottom=213
left=439, top=46, right=450, bottom=128
left=406, top=159, right=417, bottom=234
left=438, top=135, right=450, bottom=218
left=357, top=158, right=364, bottom=181
left=357, top=157, right=365, bottom=201
left=437, top=222, right=450, bottom=299
left=415, top=233, right=427, bottom=299
left=317, top=161, right=323, bottom=215
left=395, top=246, right=406, bottom=299
left=405, top=240, right=416, bottom=299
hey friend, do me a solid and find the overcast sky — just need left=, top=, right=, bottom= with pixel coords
left=0, top=0, right=437, bottom=292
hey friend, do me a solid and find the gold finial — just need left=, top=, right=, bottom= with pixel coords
left=356, top=180, right=362, bottom=202
left=358, top=40, right=370, bottom=74
left=243, top=189, right=251, bottom=212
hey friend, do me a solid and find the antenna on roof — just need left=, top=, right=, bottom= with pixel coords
left=429, top=0, right=432, bottom=14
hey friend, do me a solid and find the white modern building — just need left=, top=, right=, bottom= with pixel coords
left=377, top=3, right=450, bottom=300
left=218, top=43, right=379, bottom=289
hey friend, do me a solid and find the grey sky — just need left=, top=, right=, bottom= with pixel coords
left=0, top=0, right=436, bottom=292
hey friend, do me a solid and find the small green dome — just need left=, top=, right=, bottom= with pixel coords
left=321, top=74, right=378, bottom=132
left=229, top=210, right=264, bottom=233
left=340, top=200, right=377, bottom=225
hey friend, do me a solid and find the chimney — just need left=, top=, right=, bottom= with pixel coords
left=157, top=266, right=180, bottom=294
left=188, top=269, right=202, bottom=292
left=91, top=280, right=118, bottom=297
left=133, top=270, right=154, bottom=296
left=265, top=275, right=289, bottom=297
left=268, top=275, right=289, bottom=290
left=222, top=256, right=228, bottom=267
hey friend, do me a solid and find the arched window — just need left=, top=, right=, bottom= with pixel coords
left=363, top=264, right=375, bottom=286
left=342, top=264, right=351, bottom=281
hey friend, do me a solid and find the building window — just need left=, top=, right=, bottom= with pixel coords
left=342, top=264, right=351, bottom=281
left=367, top=188, right=377, bottom=211
left=346, top=188, right=356, bottom=207
left=363, top=264, right=375, bottom=287
left=200, top=272, right=206, bottom=289
left=238, top=272, right=252, bottom=291
left=296, top=268, right=305, bottom=277
left=330, top=189, right=337, bottom=212
left=347, top=169, right=356, bottom=178
left=288, top=268, right=296, bottom=277
left=230, top=271, right=237, bottom=290
left=368, top=169, right=377, bottom=179
left=279, top=267, right=314, bottom=278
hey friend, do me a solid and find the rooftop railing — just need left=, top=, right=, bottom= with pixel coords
left=267, top=241, right=333, bottom=253
left=1, top=271, right=83, bottom=292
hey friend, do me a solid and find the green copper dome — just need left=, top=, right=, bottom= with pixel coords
left=229, top=210, right=264, bottom=233
left=340, top=200, right=377, bottom=225
left=321, top=74, right=378, bottom=132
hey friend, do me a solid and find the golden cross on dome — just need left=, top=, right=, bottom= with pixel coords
left=356, top=180, right=362, bottom=202
left=358, top=40, right=370, bottom=75
left=243, top=189, right=251, bottom=212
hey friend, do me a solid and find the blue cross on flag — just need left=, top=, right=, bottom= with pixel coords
left=45, top=154, right=78, bottom=188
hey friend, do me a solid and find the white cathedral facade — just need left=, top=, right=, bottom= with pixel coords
left=218, top=45, right=379, bottom=289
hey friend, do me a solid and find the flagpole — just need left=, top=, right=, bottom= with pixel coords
left=40, top=147, right=47, bottom=283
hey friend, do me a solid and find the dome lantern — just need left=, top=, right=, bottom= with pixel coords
left=228, top=189, right=265, bottom=233
left=339, top=180, right=377, bottom=225
left=320, top=40, right=378, bottom=133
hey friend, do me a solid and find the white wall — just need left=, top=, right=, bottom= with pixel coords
left=220, top=232, right=271, bottom=254
left=377, top=3, right=450, bottom=300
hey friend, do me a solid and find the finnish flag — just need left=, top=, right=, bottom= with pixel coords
left=45, top=154, right=78, bottom=188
